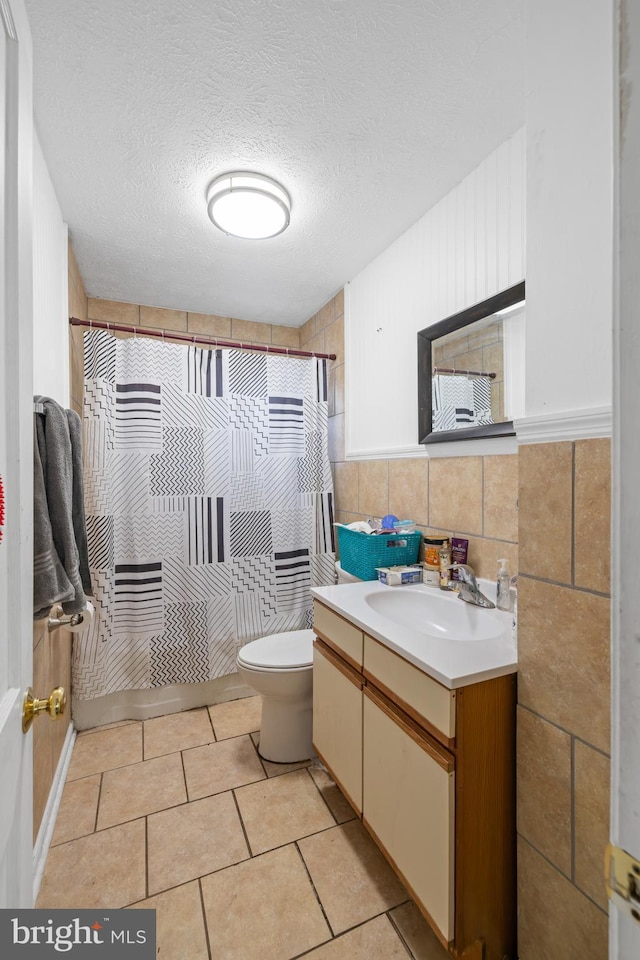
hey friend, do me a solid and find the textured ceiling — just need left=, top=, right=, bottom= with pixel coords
left=25, top=0, right=525, bottom=326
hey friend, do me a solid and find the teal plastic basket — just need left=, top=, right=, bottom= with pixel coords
left=336, top=527, right=422, bottom=581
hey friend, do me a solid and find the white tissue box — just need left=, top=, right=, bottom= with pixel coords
left=376, top=565, right=423, bottom=586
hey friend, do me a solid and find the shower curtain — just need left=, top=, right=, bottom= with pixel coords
left=431, top=373, right=493, bottom=431
left=74, top=330, right=336, bottom=701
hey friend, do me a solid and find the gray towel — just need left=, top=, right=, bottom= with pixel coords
left=66, top=408, right=93, bottom=600
left=33, top=416, right=75, bottom=618
left=33, top=396, right=88, bottom=618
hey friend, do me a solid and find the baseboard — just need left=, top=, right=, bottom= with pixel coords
left=32, top=723, right=76, bottom=904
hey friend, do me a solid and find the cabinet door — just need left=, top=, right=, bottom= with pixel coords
left=363, top=687, right=455, bottom=944
left=313, top=640, right=363, bottom=813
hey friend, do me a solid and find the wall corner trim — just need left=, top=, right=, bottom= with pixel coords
left=515, top=406, right=612, bottom=444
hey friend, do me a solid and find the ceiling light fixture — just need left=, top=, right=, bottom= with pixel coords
left=206, top=172, right=291, bottom=240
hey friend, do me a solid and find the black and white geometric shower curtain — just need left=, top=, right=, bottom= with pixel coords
left=73, top=330, right=335, bottom=700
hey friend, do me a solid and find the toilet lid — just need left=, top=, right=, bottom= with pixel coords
left=237, top=629, right=315, bottom=670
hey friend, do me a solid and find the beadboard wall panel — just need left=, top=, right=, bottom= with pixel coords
left=346, top=128, right=525, bottom=459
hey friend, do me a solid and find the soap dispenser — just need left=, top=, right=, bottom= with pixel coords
left=496, top=559, right=511, bottom=611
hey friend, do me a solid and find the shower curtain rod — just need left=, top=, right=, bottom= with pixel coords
left=69, top=317, right=337, bottom=361
left=433, top=366, right=496, bottom=379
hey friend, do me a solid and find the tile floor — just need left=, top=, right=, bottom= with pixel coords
left=38, top=696, right=448, bottom=960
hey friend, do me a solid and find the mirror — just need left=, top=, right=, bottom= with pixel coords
left=418, top=281, right=525, bottom=444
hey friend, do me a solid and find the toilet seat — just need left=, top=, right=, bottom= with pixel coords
left=237, top=629, right=314, bottom=672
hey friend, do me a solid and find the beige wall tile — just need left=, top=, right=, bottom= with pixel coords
left=517, top=837, right=608, bottom=960
left=467, top=537, right=518, bottom=581
left=388, top=458, right=429, bottom=526
left=300, top=314, right=317, bottom=346
left=429, top=457, right=483, bottom=535
left=334, top=461, right=359, bottom=514
left=271, top=324, right=300, bottom=348
left=325, top=315, right=344, bottom=367
left=575, top=741, right=610, bottom=909
left=334, top=363, right=345, bottom=415
left=231, top=318, right=271, bottom=343
left=328, top=414, right=345, bottom=464
left=306, top=330, right=327, bottom=355
left=139, top=305, right=187, bottom=331
left=519, top=443, right=573, bottom=583
left=334, top=288, right=344, bottom=319
left=574, top=439, right=611, bottom=594
left=483, top=454, right=518, bottom=541
left=317, top=300, right=335, bottom=331
left=517, top=707, right=572, bottom=874
left=187, top=312, right=232, bottom=338
left=517, top=577, right=610, bottom=752
left=327, top=367, right=336, bottom=417
left=481, top=340, right=504, bottom=380
left=88, top=298, right=139, bottom=324
left=358, top=460, right=389, bottom=517
left=69, top=324, right=84, bottom=408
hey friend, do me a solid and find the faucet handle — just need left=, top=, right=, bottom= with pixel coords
left=450, top=563, right=476, bottom=584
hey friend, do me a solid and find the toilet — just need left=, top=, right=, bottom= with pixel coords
left=236, top=562, right=362, bottom=763
left=237, top=629, right=316, bottom=762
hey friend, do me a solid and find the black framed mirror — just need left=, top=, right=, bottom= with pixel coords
left=418, top=280, right=525, bottom=444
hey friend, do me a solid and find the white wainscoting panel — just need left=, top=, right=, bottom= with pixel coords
left=346, top=128, right=526, bottom=460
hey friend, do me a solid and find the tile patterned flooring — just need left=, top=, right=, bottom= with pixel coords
left=38, top=696, right=448, bottom=959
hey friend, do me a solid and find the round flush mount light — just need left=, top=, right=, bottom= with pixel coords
left=206, top=172, right=291, bottom=239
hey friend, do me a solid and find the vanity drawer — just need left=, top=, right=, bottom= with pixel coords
left=363, top=635, right=456, bottom=742
left=313, top=600, right=363, bottom=668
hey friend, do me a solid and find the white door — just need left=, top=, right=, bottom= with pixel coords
left=610, top=0, right=640, bottom=955
left=0, top=0, right=34, bottom=908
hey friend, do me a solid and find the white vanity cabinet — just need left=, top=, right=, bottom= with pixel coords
left=312, top=598, right=517, bottom=960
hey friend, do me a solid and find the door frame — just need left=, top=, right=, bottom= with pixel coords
left=610, top=0, right=640, bottom=954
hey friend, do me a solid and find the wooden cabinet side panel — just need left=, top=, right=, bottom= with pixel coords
left=312, top=643, right=363, bottom=812
left=454, top=673, right=517, bottom=960
left=363, top=691, right=455, bottom=943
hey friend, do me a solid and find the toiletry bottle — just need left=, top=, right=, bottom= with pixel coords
left=496, top=559, right=511, bottom=611
left=438, top=540, right=452, bottom=590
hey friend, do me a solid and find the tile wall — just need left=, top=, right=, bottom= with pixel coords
left=516, top=440, right=610, bottom=958
left=308, top=291, right=611, bottom=960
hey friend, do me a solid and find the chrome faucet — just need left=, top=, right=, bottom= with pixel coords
left=450, top=564, right=495, bottom=609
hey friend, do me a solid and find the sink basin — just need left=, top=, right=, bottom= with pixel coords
left=364, top=587, right=506, bottom=642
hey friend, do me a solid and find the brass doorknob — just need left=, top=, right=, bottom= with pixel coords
left=22, top=686, right=67, bottom=733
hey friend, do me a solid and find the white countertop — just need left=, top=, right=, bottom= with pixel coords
left=311, top=578, right=517, bottom=689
